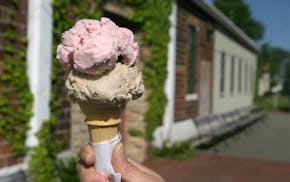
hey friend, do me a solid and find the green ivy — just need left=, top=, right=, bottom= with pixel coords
left=28, top=0, right=103, bottom=181
left=120, top=0, right=173, bottom=139
left=0, top=3, right=33, bottom=156
left=149, top=140, right=196, bottom=161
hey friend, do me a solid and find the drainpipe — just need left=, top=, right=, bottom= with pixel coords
left=162, top=0, right=177, bottom=145
left=26, top=0, right=53, bottom=147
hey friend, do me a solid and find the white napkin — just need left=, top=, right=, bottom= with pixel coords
left=91, top=134, right=121, bottom=182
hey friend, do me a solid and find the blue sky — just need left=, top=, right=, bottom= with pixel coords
left=208, top=0, right=290, bottom=51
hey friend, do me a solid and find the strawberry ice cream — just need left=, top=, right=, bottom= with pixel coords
left=57, top=17, right=138, bottom=75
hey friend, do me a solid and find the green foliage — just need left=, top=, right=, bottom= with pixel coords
left=257, top=43, right=290, bottom=92
left=28, top=0, right=103, bottom=181
left=128, top=128, right=143, bottom=137
left=0, top=3, right=33, bottom=156
left=57, top=157, right=79, bottom=182
left=149, top=141, right=196, bottom=161
left=28, top=117, right=62, bottom=182
left=121, top=0, right=173, bottom=139
left=255, top=94, right=290, bottom=111
left=282, top=61, right=290, bottom=107
left=213, top=0, right=264, bottom=41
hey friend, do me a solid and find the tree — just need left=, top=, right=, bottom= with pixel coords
left=282, top=61, right=290, bottom=100
left=258, top=43, right=290, bottom=88
left=282, top=60, right=290, bottom=110
left=213, top=0, right=264, bottom=41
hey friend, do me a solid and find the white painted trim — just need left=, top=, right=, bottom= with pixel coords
left=168, top=119, right=198, bottom=145
left=0, top=163, right=27, bottom=177
left=26, top=0, right=53, bottom=147
left=186, top=93, right=198, bottom=101
left=162, top=0, right=178, bottom=144
left=153, top=119, right=199, bottom=148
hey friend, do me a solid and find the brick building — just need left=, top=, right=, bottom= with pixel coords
left=0, top=0, right=28, bottom=171
left=153, top=0, right=259, bottom=147
left=0, top=0, right=55, bottom=178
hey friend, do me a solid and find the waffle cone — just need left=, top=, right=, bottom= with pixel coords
left=78, top=102, right=126, bottom=143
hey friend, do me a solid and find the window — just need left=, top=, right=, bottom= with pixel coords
left=250, top=65, right=253, bottom=93
left=220, top=52, right=226, bottom=96
left=230, top=56, right=235, bottom=95
left=245, top=62, right=248, bottom=94
left=187, top=26, right=196, bottom=95
left=238, top=59, right=242, bottom=93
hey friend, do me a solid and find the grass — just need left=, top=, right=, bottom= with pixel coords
left=255, top=94, right=290, bottom=111
left=148, top=140, right=196, bottom=161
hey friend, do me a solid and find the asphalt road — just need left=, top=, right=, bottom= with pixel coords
left=200, top=111, right=290, bottom=162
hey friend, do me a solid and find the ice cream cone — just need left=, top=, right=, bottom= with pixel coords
left=78, top=102, right=126, bottom=143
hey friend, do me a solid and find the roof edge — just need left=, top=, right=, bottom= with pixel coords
left=192, top=0, right=260, bottom=53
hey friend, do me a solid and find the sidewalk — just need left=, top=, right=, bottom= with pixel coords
left=145, top=111, right=290, bottom=181
left=146, top=154, right=290, bottom=182
left=201, top=111, right=290, bottom=162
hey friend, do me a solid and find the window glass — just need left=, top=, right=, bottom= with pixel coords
left=245, top=62, right=248, bottom=94
left=238, top=59, right=242, bottom=93
left=220, top=52, right=225, bottom=96
left=230, top=56, right=235, bottom=95
left=187, top=26, right=196, bottom=94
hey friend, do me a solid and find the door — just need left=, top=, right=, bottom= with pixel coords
left=199, top=60, right=212, bottom=116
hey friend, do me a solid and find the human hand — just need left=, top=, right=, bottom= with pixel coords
left=77, top=143, right=165, bottom=182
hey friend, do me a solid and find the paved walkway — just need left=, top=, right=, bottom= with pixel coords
left=201, top=111, right=290, bottom=162
left=146, top=111, right=290, bottom=181
left=146, top=154, right=290, bottom=182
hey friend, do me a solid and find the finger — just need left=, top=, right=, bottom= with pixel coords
left=77, top=162, right=110, bottom=182
left=79, top=144, right=95, bottom=166
left=128, top=158, right=165, bottom=181
left=112, top=143, right=162, bottom=182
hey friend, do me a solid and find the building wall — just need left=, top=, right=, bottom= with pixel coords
left=212, top=30, right=257, bottom=113
left=55, top=84, right=71, bottom=150
left=0, top=0, right=28, bottom=168
left=174, top=1, right=214, bottom=121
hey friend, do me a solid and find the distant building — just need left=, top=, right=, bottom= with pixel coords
left=258, top=73, right=271, bottom=97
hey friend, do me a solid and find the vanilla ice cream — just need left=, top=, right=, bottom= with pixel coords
left=65, top=63, right=143, bottom=103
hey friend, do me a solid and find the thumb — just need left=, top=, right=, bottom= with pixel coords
left=112, top=143, right=155, bottom=182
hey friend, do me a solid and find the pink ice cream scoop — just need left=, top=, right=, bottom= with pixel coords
left=56, top=17, right=138, bottom=75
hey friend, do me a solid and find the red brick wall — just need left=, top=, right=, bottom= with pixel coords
left=0, top=0, right=27, bottom=168
left=0, top=137, right=23, bottom=168
left=174, top=1, right=214, bottom=121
